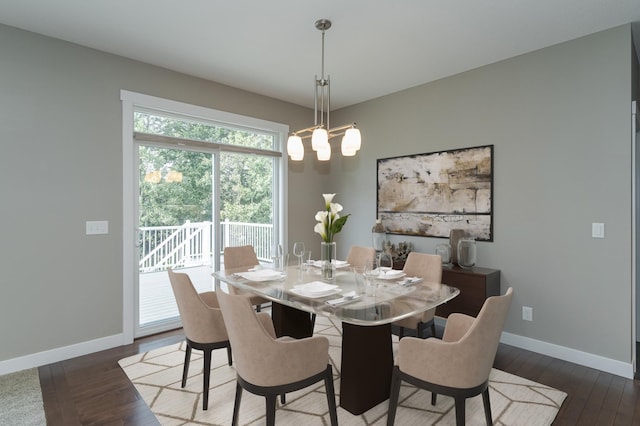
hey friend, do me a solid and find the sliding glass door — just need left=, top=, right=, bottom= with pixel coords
left=137, top=144, right=216, bottom=334
left=128, top=103, right=285, bottom=338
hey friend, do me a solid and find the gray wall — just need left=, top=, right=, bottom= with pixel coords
left=0, top=24, right=319, bottom=363
left=329, top=25, right=635, bottom=363
left=0, top=21, right=637, bottom=371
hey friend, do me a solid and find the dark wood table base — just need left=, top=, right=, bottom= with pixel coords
left=271, top=303, right=314, bottom=338
left=271, top=303, right=394, bottom=414
left=340, top=322, right=394, bottom=414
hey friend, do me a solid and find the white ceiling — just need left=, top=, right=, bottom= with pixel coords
left=1, top=0, right=639, bottom=109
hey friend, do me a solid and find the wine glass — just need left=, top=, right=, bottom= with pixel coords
left=378, top=252, right=393, bottom=277
left=271, top=244, right=283, bottom=270
left=293, top=242, right=306, bottom=269
left=364, top=258, right=380, bottom=296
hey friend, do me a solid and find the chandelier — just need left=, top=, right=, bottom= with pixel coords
left=287, top=19, right=362, bottom=161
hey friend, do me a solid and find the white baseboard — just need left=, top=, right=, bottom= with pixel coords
left=1, top=326, right=635, bottom=380
left=0, top=334, right=124, bottom=375
left=501, top=332, right=634, bottom=379
left=433, top=317, right=634, bottom=379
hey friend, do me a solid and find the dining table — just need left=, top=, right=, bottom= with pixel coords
left=213, top=261, right=459, bottom=415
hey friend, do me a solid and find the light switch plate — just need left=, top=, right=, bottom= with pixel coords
left=86, top=220, right=109, bottom=235
left=591, top=223, right=605, bottom=239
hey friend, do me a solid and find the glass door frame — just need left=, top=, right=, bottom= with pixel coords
left=121, top=90, right=289, bottom=344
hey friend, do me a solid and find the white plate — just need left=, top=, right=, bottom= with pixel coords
left=290, top=287, right=342, bottom=299
left=291, top=281, right=340, bottom=298
left=377, top=271, right=406, bottom=280
left=235, top=270, right=285, bottom=282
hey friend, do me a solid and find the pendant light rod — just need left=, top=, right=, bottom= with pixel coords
left=315, top=19, right=331, bottom=131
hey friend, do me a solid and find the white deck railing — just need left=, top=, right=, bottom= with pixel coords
left=139, top=220, right=273, bottom=272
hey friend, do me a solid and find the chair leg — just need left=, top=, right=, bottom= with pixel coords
left=454, top=397, right=466, bottom=426
left=256, top=304, right=262, bottom=312
left=311, top=313, right=316, bottom=330
left=181, top=342, right=191, bottom=388
left=417, top=322, right=425, bottom=339
left=265, top=394, right=277, bottom=426
left=226, top=343, right=233, bottom=366
left=202, top=349, right=212, bottom=410
left=280, top=393, right=286, bottom=404
left=398, top=327, right=405, bottom=339
left=324, top=366, right=338, bottom=426
left=482, top=388, right=493, bottom=426
left=431, top=392, right=437, bottom=406
left=387, top=366, right=402, bottom=426
left=430, top=322, right=436, bottom=338
left=232, top=382, right=242, bottom=426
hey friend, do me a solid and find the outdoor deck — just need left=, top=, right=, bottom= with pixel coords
left=139, top=265, right=215, bottom=325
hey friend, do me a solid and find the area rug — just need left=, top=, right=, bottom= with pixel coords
left=119, top=316, right=566, bottom=425
left=0, top=368, right=46, bottom=425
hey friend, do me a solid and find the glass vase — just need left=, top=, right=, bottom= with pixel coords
left=457, top=238, right=476, bottom=269
left=321, top=241, right=337, bottom=282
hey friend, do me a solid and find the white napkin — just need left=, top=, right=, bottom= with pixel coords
left=398, top=276, right=423, bottom=286
left=236, top=269, right=285, bottom=282
left=326, top=291, right=361, bottom=307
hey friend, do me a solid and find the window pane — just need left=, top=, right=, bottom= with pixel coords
left=220, top=152, right=274, bottom=261
left=134, top=111, right=276, bottom=150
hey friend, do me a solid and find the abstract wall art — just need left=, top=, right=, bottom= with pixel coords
left=376, top=145, right=493, bottom=241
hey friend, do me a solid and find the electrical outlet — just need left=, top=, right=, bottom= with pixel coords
left=522, top=306, right=533, bottom=322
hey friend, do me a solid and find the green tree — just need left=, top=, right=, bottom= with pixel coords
left=136, top=112, right=274, bottom=227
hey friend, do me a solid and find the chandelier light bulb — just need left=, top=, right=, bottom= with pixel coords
left=317, top=143, right=331, bottom=161
left=341, top=135, right=357, bottom=156
left=311, top=128, right=328, bottom=151
left=287, top=135, right=304, bottom=161
left=344, top=128, right=361, bottom=151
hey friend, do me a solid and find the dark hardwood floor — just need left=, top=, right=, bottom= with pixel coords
left=38, top=327, right=640, bottom=425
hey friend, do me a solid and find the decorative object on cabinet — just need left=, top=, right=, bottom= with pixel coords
left=435, top=243, right=452, bottom=265
left=382, top=240, right=413, bottom=266
left=376, top=145, right=493, bottom=241
left=449, top=228, right=466, bottom=266
left=372, top=218, right=387, bottom=252
left=457, top=238, right=477, bottom=268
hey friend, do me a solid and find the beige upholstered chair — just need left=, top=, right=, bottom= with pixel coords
left=223, top=245, right=269, bottom=311
left=393, top=252, right=442, bottom=338
left=167, top=269, right=232, bottom=411
left=387, top=287, right=514, bottom=426
left=216, top=285, right=338, bottom=426
left=346, top=245, right=376, bottom=268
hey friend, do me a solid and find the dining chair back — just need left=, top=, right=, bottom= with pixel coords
left=216, top=285, right=338, bottom=426
left=223, top=245, right=260, bottom=269
left=393, top=252, right=442, bottom=338
left=223, top=245, right=268, bottom=311
left=387, top=287, right=514, bottom=426
left=346, top=245, right=376, bottom=268
left=167, top=269, right=231, bottom=410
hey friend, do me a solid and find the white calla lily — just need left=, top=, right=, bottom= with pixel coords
left=323, top=193, right=336, bottom=209
left=314, top=193, right=350, bottom=243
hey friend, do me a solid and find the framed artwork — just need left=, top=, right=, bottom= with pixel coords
left=376, top=145, right=493, bottom=241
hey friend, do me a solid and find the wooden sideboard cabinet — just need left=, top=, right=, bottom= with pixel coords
left=436, top=265, right=501, bottom=318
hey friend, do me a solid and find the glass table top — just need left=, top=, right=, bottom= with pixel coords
left=214, top=265, right=459, bottom=326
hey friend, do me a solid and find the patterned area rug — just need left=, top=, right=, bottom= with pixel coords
left=119, top=316, right=566, bottom=425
